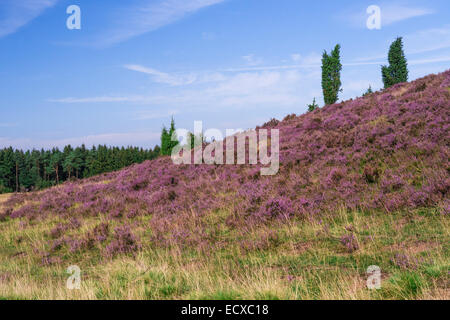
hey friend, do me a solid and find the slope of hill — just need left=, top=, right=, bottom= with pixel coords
left=0, top=70, right=449, bottom=300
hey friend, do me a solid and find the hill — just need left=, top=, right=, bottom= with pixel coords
left=0, top=70, right=449, bottom=299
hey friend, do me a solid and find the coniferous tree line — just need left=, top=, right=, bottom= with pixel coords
left=0, top=144, right=160, bottom=193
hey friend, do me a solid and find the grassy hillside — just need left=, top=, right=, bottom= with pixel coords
left=0, top=70, right=449, bottom=300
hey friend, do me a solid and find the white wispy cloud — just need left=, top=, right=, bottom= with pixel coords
left=0, top=0, right=59, bottom=38
left=405, top=26, right=450, bottom=55
left=47, top=96, right=145, bottom=103
left=0, top=131, right=161, bottom=149
left=291, top=54, right=302, bottom=63
left=343, top=3, right=434, bottom=28
left=381, top=5, right=434, bottom=26
left=124, top=64, right=227, bottom=85
left=222, top=53, right=322, bottom=72
left=96, top=0, right=226, bottom=46
left=46, top=131, right=161, bottom=148
left=354, top=25, right=450, bottom=63
left=242, top=54, right=264, bottom=66
left=48, top=47, right=448, bottom=115
left=48, top=68, right=320, bottom=111
left=409, top=56, right=450, bottom=65
left=49, top=50, right=450, bottom=111
left=0, top=137, right=32, bottom=148
left=134, top=109, right=179, bottom=120
left=124, top=64, right=197, bottom=86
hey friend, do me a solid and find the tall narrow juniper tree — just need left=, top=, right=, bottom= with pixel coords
left=160, top=117, right=179, bottom=156
left=321, top=44, right=342, bottom=105
left=381, top=37, right=408, bottom=88
left=168, top=117, right=179, bottom=154
left=160, top=126, right=170, bottom=156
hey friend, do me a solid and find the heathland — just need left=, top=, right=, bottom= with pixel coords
left=0, top=70, right=449, bottom=299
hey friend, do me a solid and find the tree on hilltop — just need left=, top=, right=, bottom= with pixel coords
left=168, top=117, right=179, bottom=154
left=321, top=44, right=342, bottom=105
left=363, top=85, right=373, bottom=96
left=382, top=37, right=408, bottom=88
left=160, top=117, right=179, bottom=156
left=160, top=126, right=170, bottom=156
left=307, top=97, right=319, bottom=112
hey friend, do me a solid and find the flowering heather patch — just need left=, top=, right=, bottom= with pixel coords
left=90, top=222, right=110, bottom=242
left=442, top=200, right=450, bottom=216
left=340, top=233, right=359, bottom=253
left=105, top=225, right=140, bottom=258
left=49, top=217, right=81, bottom=239
left=261, top=197, right=294, bottom=219
left=41, top=254, right=62, bottom=266
left=391, top=253, right=415, bottom=270
left=1, top=70, right=449, bottom=260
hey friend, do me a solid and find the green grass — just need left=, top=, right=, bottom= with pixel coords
left=0, top=205, right=448, bottom=300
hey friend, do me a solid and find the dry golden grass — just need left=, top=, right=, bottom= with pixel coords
left=0, top=193, right=10, bottom=205
left=0, top=207, right=448, bottom=300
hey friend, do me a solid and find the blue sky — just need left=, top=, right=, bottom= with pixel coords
left=1, top=0, right=449, bottom=150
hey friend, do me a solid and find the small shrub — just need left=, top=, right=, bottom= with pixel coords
left=364, top=166, right=380, bottom=184
left=340, top=233, right=359, bottom=253
left=105, top=225, right=140, bottom=258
